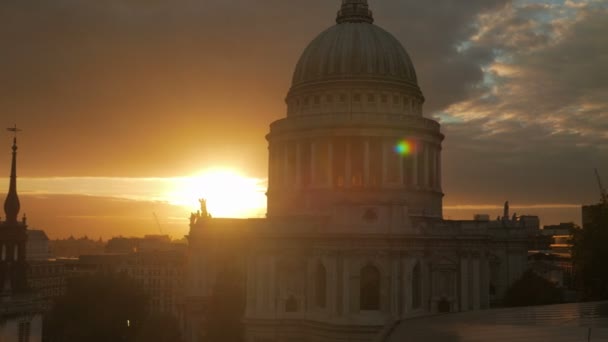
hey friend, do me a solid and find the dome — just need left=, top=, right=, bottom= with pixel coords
left=291, top=1, right=418, bottom=88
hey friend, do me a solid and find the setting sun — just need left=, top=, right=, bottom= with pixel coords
left=166, top=169, right=267, bottom=218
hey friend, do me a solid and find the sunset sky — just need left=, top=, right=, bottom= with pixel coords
left=1, top=0, right=607, bottom=239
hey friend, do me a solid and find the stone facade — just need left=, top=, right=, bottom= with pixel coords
left=185, top=1, right=533, bottom=341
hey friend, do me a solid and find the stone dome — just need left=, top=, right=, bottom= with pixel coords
left=291, top=1, right=418, bottom=88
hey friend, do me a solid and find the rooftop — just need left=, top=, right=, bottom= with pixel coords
left=382, top=301, right=608, bottom=342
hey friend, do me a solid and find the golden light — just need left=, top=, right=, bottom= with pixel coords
left=167, top=168, right=267, bottom=218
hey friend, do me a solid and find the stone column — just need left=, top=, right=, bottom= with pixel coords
left=364, top=140, right=370, bottom=187
left=481, top=255, right=490, bottom=309
left=473, top=256, right=481, bottom=310
left=391, top=259, right=400, bottom=316
left=246, top=256, right=256, bottom=316
left=382, top=139, right=388, bottom=186
left=401, top=258, right=410, bottom=315
left=437, top=148, right=442, bottom=192
left=296, top=142, right=302, bottom=188
left=327, top=140, right=333, bottom=188
left=460, top=254, right=469, bottom=312
left=311, top=141, right=317, bottom=185
left=399, top=148, right=404, bottom=186
left=342, top=257, right=350, bottom=315
left=283, top=144, right=289, bottom=188
left=412, top=141, right=418, bottom=187
left=346, top=141, right=352, bottom=188
left=423, top=143, right=430, bottom=188
left=267, top=145, right=273, bottom=190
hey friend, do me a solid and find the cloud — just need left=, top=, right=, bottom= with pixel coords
left=0, top=0, right=605, bottom=225
left=437, top=1, right=608, bottom=207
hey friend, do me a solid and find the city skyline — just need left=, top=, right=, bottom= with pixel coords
left=1, top=0, right=607, bottom=238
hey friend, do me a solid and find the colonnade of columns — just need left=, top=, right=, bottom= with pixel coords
left=269, top=137, right=442, bottom=192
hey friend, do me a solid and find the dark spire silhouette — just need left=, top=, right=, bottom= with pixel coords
left=336, top=0, right=374, bottom=24
left=4, top=125, right=21, bottom=224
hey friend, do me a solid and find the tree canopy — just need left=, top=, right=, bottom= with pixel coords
left=502, top=270, right=563, bottom=307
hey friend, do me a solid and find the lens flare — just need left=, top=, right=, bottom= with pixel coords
left=394, top=140, right=412, bottom=156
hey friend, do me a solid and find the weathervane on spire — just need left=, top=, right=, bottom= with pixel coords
left=7, top=124, right=21, bottom=148
left=7, top=124, right=22, bottom=136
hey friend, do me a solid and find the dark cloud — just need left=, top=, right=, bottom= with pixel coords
left=440, top=3, right=608, bottom=208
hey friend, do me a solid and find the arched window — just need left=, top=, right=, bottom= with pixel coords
left=412, top=262, right=422, bottom=309
left=285, top=295, right=298, bottom=313
left=315, top=263, right=327, bottom=308
left=360, top=265, right=380, bottom=310
left=14, top=245, right=18, bottom=261
left=1, top=245, right=5, bottom=261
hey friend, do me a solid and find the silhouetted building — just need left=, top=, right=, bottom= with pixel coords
left=120, top=250, right=186, bottom=317
left=0, top=130, right=43, bottom=341
left=184, top=2, right=536, bottom=341
left=76, top=254, right=128, bottom=275
left=27, top=260, right=69, bottom=311
left=582, top=203, right=607, bottom=229
left=26, top=230, right=52, bottom=261
left=106, top=235, right=179, bottom=254
left=49, top=236, right=105, bottom=258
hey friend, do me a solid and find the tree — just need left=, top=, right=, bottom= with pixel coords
left=502, top=270, right=563, bottom=307
left=46, top=274, right=148, bottom=342
left=136, top=314, right=184, bottom=342
left=572, top=204, right=608, bottom=300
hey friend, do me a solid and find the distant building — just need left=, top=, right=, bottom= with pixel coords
left=582, top=203, right=607, bottom=229
left=542, top=222, right=577, bottom=236
left=27, top=260, right=69, bottom=312
left=120, top=250, right=186, bottom=316
left=76, top=254, right=128, bottom=275
left=26, top=230, right=53, bottom=261
left=0, top=131, right=43, bottom=341
left=106, top=235, right=180, bottom=254
left=50, top=236, right=105, bottom=258
left=73, top=244, right=186, bottom=317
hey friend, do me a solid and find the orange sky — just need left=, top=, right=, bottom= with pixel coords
left=1, top=0, right=607, bottom=238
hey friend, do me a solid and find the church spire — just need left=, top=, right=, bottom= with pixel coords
left=4, top=125, right=21, bottom=224
left=336, top=0, right=374, bottom=24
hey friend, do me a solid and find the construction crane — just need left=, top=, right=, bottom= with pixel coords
left=153, top=212, right=163, bottom=235
left=595, top=169, right=608, bottom=205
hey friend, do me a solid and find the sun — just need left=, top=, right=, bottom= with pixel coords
left=167, top=169, right=267, bottom=218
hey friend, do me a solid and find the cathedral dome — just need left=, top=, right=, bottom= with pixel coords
left=291, top=1, right=418, bottom=88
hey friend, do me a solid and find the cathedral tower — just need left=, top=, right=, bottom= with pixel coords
left=0, top=127, right=28, bottom=295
